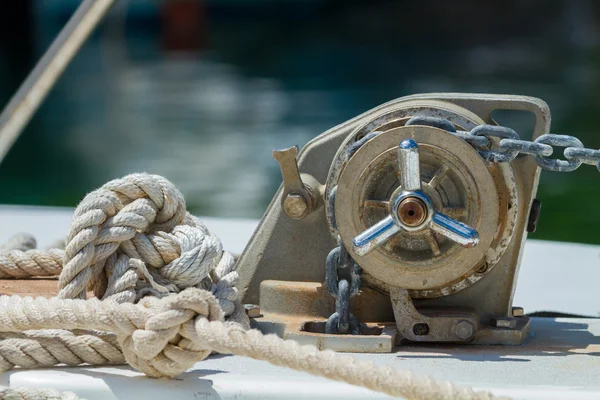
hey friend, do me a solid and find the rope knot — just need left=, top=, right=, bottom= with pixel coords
left=118, top=288, right=223, bottom=378
left=59, top=173, right=187, bottom=299
left=155, top=225, right=221, bottom=288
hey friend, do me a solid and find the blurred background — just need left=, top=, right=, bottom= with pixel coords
left=0, top=0, right=599, bottom=244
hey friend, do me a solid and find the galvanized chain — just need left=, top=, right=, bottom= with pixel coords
left=327, top=115, right=598, bottom=334
left=406, top=115, right=600, bottom=172
left=325, top=244, right=362, bottom=334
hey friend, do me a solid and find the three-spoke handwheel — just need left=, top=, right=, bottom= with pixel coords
left=352, top=139, right=480, bottom=256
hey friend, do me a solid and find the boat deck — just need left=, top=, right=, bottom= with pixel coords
left=0, top=205, right=599, bottom=399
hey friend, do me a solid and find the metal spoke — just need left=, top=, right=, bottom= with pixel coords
left=386, top=233, right=404, bottom=250
left=428, top=165, right=449, bottom=188
left=352, top=216, right=402, bottom=256
left=363, top=200, right=390, bottom=210
left=442, top=207, right=467, bottom=219
left=430, top=211, right=479, bottom=248
left=398, top=139, right=421, bottom=191
left=425, top=231, right=442, bottom=256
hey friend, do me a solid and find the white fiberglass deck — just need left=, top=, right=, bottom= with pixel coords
left=0, top=205, right=599, bottom=399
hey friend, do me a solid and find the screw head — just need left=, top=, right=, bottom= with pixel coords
left=453, top=320, right=475, bottom=340
left=396, top=197, right=428, bottom=227
left=283, top=193, right=309, bottom=219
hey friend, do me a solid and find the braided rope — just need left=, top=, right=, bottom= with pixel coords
left=0, top=289, right=507, bottom=400
left=0, top=249, right=63, bottom=279
left=0, top=174, right=246, bottom=377
left=0, top=174, right=241, bottom=315
left=0, top=173, right=510, bottom=400
left=0, top=233, right=37, bottom=252
left=0, top=330, right=123, bottom=370
left=0, top=386, right=79, bottom=400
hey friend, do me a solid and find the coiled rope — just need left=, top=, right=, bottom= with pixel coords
left=0, top=173, right=509, bottom=400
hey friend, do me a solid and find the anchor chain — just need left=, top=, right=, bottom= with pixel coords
left=326, top=115, right=598, bottom=334
left=406, top=115, right=600, bottom=172
left=325, top=244, right=362, bottom=334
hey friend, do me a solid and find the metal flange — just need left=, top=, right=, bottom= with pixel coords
left=334, top=125, right=500, bottom=292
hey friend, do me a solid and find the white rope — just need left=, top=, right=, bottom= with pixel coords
left=0, top=249, right=63, bottom=279
left=0, top=173, right=510, bottom=400
left=0, top=233, right=37, bottom=252
left=0, top=174, right=242, bottom=317
left=0, top=289, right=507, bottom=400
left=0, top=386, right=80, bottom=400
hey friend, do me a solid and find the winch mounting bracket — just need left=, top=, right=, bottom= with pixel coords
left=236, top=93, right=550, bottom=349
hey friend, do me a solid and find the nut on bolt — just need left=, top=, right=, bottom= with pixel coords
left=283, top=193, right=309, bottom=219
left=452, top=320, right=475, bottom=340
left=512, top=307, right=524, bottom=317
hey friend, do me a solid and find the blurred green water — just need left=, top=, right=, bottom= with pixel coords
left=0, top=1, right=599, bottom=244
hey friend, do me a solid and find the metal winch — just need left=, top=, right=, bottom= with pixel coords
left=235, top=93, right=600, bottom=352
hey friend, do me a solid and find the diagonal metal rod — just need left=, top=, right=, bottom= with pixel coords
left=0, top=0, right=117, bottom=164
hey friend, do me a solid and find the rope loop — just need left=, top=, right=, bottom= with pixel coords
left=118, top=288, right=223, bottom=378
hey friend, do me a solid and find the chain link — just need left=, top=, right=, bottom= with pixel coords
left=473, top=126, right=595, bottom=172
left=325, top=245, right=362, bottom=334
left=325, top=115, right=598, bottom=334
left=405, top=116, right=599, bottom=173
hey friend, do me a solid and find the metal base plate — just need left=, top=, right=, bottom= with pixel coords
left=256, top=320, right=397, bottom=353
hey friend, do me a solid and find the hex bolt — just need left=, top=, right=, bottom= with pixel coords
left=283, top=193, right=309, bottom=219
left=453, top=320, right=475, bottom=340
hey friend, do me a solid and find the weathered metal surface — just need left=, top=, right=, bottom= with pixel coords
left=257, top=280, right=393, bottom=323
left=335, top=126, right=501, bottom=293
left=256, top=279, right=397, bottom=352
left=284, top=323, right=397, bottom=353
left=349, top=137, right=481, bottom=259
left=273, top=147, right=321, bottom=219
left=282, top=193, right=309, bottom=220
left=236, top=93, right=551, bottom=348
left=324, top=246, right=362, bottom=334
left=390, top=287, right=478, bottom=343
left=534, top=134, right=585, bottom=172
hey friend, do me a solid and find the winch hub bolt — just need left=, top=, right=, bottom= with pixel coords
left=397, top=197, right=427, bottom=227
